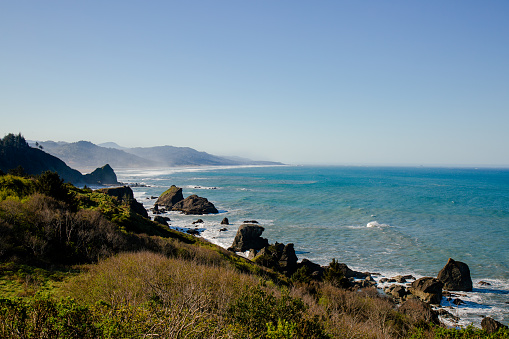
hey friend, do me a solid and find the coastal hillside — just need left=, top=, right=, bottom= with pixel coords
left=33, top=140, right=284, bottom=171
left=0, top=172, right=506, bottom=338
left=0, top=134, right=84, bottom=183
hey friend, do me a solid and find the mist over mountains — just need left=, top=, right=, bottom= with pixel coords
left=31, top=140, right=283, bottom=172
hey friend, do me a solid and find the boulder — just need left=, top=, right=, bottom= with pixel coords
left=408, top=277, right=443, bottom=305
left=172, top=195, right=218, bottom=215
left=228, top=224, right=269, bottom=252
left=385, top=284, right=408, bottom=301
left=481, top=317, right=508, bottom=334
left=84, top=164, right=120, bottom=185
left=155, top=185, right=184, bottom=208
left=192, top=219, right=204, bottom=224
left=221, top=217, right=229, bottom=225
left=399, top=299, right=439, bottom=324
left=154, top=215, right=169, bottom=226
left=437, top=258, right=473, bottom=292
left=97, top=186, right=148, bottom=218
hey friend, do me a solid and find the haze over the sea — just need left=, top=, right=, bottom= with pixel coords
left=1, top=1, right=508, bottom=167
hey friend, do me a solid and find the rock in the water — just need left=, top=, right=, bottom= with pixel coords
left=84, top=164, right=120, bottom=185
left=97, top=186, right=148, bottom=218
left=408, top=277, right=443, bottom=305
left=192, top=219, right=204, bottom=224
left=172, top=195, right=218, bottom=215
left=156, top=185, right=184, bottom=208
left=243, top=220, right=258, bottom=224
left=437, top=258, right=473, bottom=292
left=221, top=217, right=229, bottom=225
left=399, top=299, right=440, bottom=324
left=481, top=317, right=508, bottom=334
left=187, top=229, right=200, bottom=235
left=228, top=224, right=269, bottom=252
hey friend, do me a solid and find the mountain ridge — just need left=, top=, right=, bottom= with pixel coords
left=31, top=140, right=283, bottom=171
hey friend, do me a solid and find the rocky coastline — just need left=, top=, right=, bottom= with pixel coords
left=138, top=184, right=507, bottom=331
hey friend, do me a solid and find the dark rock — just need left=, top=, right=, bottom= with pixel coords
left=278, top=243, right=298, bottom=274
left=219, top=227, right=227, bottom=232
left=155, top=185, right=184, bottom=208
left=408, top=277, right=443, bottom=305
left=97, top=186, right=148, bottom=218
left=481, top=317, right=508, bottom=334
left=333, top=262, right=367, bottom=279
left=154, top=215, right=169, bottom=226
left=172, top=195, right=218, bottom=215
left=186, top=229, right=200, bottom=235
left=298, top=259, right=324, bottom=280
left=437, top=258, right=473, bottom=292
left=221, top=217, right=229, bottom=225
left=84, top=164, right=120, bottom=185
left=392, top=275, right=407, bottom=283
left=192, top=219, right=204, bottom=224
left=243, top=220, right=258, bottom=224
left=228, top=224, right=269, bottom=252
left=452, top=298, right=465, bottom=305
left=478, top=281, right=491, bottom=286
left=399, top=299, right=440, bottom=324
left=385, top=284, right=408, bottom=301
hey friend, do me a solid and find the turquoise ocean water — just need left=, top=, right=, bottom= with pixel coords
left=116, top=165, right=509, bottom=326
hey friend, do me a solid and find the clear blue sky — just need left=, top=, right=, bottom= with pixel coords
left=1, top=1, right=508, bottom=166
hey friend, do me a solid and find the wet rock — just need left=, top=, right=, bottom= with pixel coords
left=243, top=220, right=258, bottom=224
left=186, top=229, right=200, bottom=236
left=192, top=219, right=204, bottom=224
left=221, top=217, right=229, bottom=225
left=172, top=195, right=218, bottom=215
left=219, top=227, right=227, bottom=232
left=228, top=224, right=268, bottom=252
left=408, top=277, right=443, bottom=305
left=478, top=281, right=491, bottom=286
left=385, top=284, right=408, bottom=301
left=437, top=258, right=473, bottom=292
left=392, top=275, right=407, bottom=283
left=452, top=298, right=465, bottom=305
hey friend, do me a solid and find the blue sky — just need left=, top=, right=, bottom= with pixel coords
left=1, top=1, right=508, bottom=166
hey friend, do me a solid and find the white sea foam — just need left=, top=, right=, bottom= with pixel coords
left=366, top=221, right=390, bottom=228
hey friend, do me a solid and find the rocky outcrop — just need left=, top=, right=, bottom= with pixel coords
left=172, top=195, right=218, bottom=215
left=481, top=317, right=508, bottom=334
left=252, top=242, right=298, bottom=276
left=83, top=164, right=119, bottom=185
left=385, top=284, right=409, bottom=302
left=221, top=217, right=229, bottom=225
left=228, top=224, right=269, bottom=252
left=408, top=277, right=443, bottom=305
left=155, top=185, right=184, bottom=208
left=154, top=215, right=170, bottom=226
left=97, top=186, right=148, bottom=218
left=437, top=258, right=473, bottom=292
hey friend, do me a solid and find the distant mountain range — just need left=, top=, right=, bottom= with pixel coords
left=29, top=140, right=283, bottom=171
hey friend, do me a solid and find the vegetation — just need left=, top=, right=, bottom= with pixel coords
left=0, top=171, right=507, bottom=338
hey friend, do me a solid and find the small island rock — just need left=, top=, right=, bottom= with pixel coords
left=437, top=258, right=473, bottom=292
left=172, top=195, right=218, bottom=215
left=156, top=185, right=184, bottom=208
left=221, top=217, right=229, bottom=225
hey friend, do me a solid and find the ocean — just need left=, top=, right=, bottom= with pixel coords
left=116, top=165, right=509, bottom=327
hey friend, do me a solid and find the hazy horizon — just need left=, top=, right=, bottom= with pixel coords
left=1, top=1, right=508, bottom=167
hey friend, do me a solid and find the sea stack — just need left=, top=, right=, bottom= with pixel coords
left=437, top=258, right=473, bottom=292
